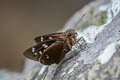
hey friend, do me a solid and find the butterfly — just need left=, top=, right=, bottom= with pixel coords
left=23, top=29, right=78, bottom=65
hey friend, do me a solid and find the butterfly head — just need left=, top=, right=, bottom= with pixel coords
left=65, top=29, right=78, bottom=38
left=64, top=29, right=78, bottom=46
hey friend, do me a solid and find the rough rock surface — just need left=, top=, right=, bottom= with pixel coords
left=1, top=0, right=119, bottom=80
left=23, top=0, right=120, bottom=80
left=22, top=0, right=120, bottom=80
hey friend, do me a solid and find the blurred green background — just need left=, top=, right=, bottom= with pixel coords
left=0, top=0, right=92, bottom=72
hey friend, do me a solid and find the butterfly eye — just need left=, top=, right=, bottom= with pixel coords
left=68, top=33, right=72, bottom=37
left=66, top=32, right=72, bottom=37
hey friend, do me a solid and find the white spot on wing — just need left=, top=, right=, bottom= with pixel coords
left=42, top=44, right=48, bottom=48
left=34, top=53, right=37, bottom=55
left=39, top=51, right=42, bottom=55
left=43, top=49, right=46, bottom=52
left=32, top=47, right=35, bottom=52
left=49, top=37, right=53, bottom=39
left=46, top=55, right=49, bottom=59
left=41, top=37, right=43, bottom=42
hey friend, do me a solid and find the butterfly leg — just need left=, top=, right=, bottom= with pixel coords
left=77, top=37, right=88, bottom=50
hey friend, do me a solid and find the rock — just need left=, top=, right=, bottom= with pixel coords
left=23, top=0, right=120, bottom=80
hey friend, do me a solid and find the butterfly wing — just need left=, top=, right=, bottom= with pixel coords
left=39, top=41, right=69, bottom=65
left=23, top=40, right=56, bottom=61
left=34, top=33, right=63, bottom=44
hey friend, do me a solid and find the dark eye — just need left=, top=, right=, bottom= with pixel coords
left=67, top=33, right=72, bottom=37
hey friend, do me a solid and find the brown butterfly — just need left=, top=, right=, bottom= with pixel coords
left=23, top=29, right=78, bottom=65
